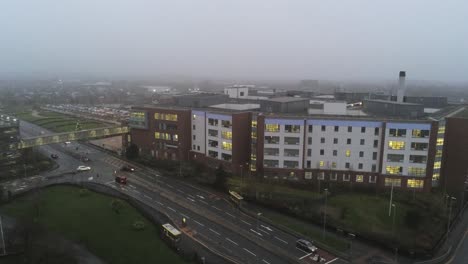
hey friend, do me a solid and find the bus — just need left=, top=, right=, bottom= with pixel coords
left=229, top=190, right=243, bottom=207
left=162, top=223, right=182, bottom=243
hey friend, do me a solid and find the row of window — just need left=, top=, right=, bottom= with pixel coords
left=207, top=150, right=232, bottom=161
left=387, top=154, right=427, bottom=163
left=154, top=132, right=178, bottom=141
left=208, top=118, right=232, bottom=128
left=306, top=148, right=378, bottom=159
left=309, top=125, right=379, bottom=135
left=388, top=128, right=430, bottom=138
left=384, top=178, right=424, bottom=188
left=388, top=141, right=428, bottom=151
left=305, top=173, right=424, bottom=188
left=385, top=166, right=426, bottom=176
left=207, top=140, right=233, bottom=151
left=154, top=113, right=178, bottom=121
left=306, top=160, right=376, bottom=171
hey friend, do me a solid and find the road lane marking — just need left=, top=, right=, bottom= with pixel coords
left=209, top=228, right=221, bottom=236
left=167, top=184, right=174, bottom=188
left=199, top=200, right=209, bottom=205
left=250, top=229, right=263, bottom=236
left=188, top=194, right=195, bottom=199
left=167, top=207, right=176, bottom=213
left=129, top=184, right=136, bottom=189
left=241, top=220, right=252, bottom=226
left=299, top=253, right=313, bottom=260
left=225, top=212, right=235, bottom=218
left=261, top=225, right=273, bottom=232
left=193, top=220, right=205, bottom=227
left=180, top=213, right=190, bottom=219
left=325, top=257, right=338, bottom=264
left=133, top=190, right=140, bottom=194
left=274, top=236, right=288, bottom=244
left=176, top=189, right=184, bottom=193
left=187, top=197, right=196, bottom=202
left=143, top=194, right=152, bottom=200
left=258, top=229, right=270, bottom=235
left=262, top=260, right=271, bottom=264
left=197, top=195, right=205, bottom=199
left=211, top=206, right=222, bottom=211
left=243, top=248, right=256, bottom=257
left=226, top=238, right=238, bottom=246
left=156, top=201, right=164, bottom=206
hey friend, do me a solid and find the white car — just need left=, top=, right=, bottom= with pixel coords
left=77, top=166, right=91, bottom=171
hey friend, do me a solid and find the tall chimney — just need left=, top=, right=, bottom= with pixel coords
left=397, top=71, right=406, bottom=103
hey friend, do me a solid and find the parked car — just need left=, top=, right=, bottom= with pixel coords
left=121, top=165, right=135, bottom=172
left=76, top=166, right=91, bottom=172
left=115, top=175, right=127, bottom=184
left=296, top=239, right=317, bottom=253
left=50, top=154, right=59, bottom=159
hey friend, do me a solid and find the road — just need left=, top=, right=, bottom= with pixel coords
left=7, top=120, right=344, bottom=264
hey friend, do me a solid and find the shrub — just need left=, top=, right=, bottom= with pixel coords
left=110, top=199, right=124, bottom=214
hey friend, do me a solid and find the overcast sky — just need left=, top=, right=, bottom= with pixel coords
left=1, top=0, right=468, bottom=81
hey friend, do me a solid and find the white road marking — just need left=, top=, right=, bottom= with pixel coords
left=274, top=236, right=288, bottom=244
left=262, top=259, right=271, bottom=264
left=143, top=194, right=152, bottom=200
left=243, top=248, right=256, bottom=257
left=299, top=253, right=313, bottom=260
left=187, top=198, right=196, bottom=202
left=258, top=228, right=270, bottom=235
left=133, top=190, right=140, bottom=194
left=156, top=201, right=164, bottom=206
left=226, top=237, right=238, bottom=246
left=188, top=194, right=195, bottom=199
left=167, top=184, right=174, bottom=188
left=129, top=185, right=136, bottom=189
left=212, top=206, right=222, bottom=211
left=261, top=225, right=273, bottom=232
left=225, top=212, right=235, bottom=218
left=167, top=207, right=176, bottom=213
left=180, top=213, right=190, bottom=219
left=325, top=258, right=339, bottom=264
left=199, top=200, right=209, bottom=205
left=197, top=195, right=205, bottom=199
left=209, top=228, right=221, bottom=236
left=176, top=189, right=184, bottom=193
left=250, top=229, right=263, bottom=236
left=241, top=220, right=252, bottom=226
left=193, top=220, right=205, bottom=227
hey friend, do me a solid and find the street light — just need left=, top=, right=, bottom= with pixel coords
left=322, top=188, right=328, bottom=240
left=445, top=196, right=456, bottom=247
left=240, top=164, right=244, bottom=196
left=391, top=203, right=397, bottom=239
left=348, top=233, right=355, bottom=260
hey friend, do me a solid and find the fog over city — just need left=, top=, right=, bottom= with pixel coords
left=1, top=0, right=468, bottom=82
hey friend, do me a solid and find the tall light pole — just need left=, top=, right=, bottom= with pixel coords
left=240, top=164, right=244, bottom=195
left=445, top=196, right=456, bottom=247
left=0, top=216, right=6, bottom=255
left=322, top=188, right=328, bottom=240
left=391, top=203, right=396, bottom=239
left=348, top=233, right=355, bottom=261
left=388, top=181, right=394, bottom=216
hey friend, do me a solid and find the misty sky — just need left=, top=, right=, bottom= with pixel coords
left=1, top=0, right=468, bottom=81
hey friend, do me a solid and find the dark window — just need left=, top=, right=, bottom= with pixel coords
left=193, top=144, right=196, bottom=150
left=373, top=140, right=379, bottom=148
left=347, top=138, right=351, bottom=145
left=307, top=161, right=311, bottom=168
left=361, top=127, right=366, bottom=133
left=359, top=151, right=364, bottom=157
left=197, top=145, right=200, bottom=151
left=321, top=125, right=326, bottom=132
left=193, top=135, right=196, bottom=140
left=372, top=152, right=377, bottom=160
left=374, top=127, right=379, bottom=136
left=360, top=139, right=365, bottom=145
left=333, top=150, right=337, bottom=156
left=308, top=137, right=312, bottom=144
left=308, top=125, right=313, bottom=133
left=389, top=128, right=407, bottom=137
left=358, top=163, right=363, bottom=169
left=334, top=126, right=339, bottom=132
left=348, top=126, right=352, bottom=132
left=307, top=149, right=311, bottom=157
left=320, top=149, right=324, bottom=155
left=240, top=92, right=244, bottom=96
left=320, top=137, right=325, bottom=143
left=372, top=164, right=377, bottom=172
left=333, top=138, right=338, bottom=144
left=345, top=162, right=350, bottom=169
left=193, top=125, right=196, bottom=130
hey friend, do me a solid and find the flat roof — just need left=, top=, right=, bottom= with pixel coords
left=265, top=97, right=309, bottom=103
left=365, top=99, right=421, bottom=106
left=210, top=103, right=260, bottom=111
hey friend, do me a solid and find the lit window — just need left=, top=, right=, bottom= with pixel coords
left=165, top=114, right=178, bottom=121
left=412, top=129, right=430, bottom=138
left=250, top=164, right=256, bottom=171
left=251, top=131, right=257, bottom=139
left=155, top=132, right=161, bottom=139
left=222, top=142, right=232, bottom=150
left=438, top=126, right=445, bottom=134
left=154, top=113, right=161, bottom=119
left=408, top=167, right=425, bottom=176
left=386, top=166, right=402, bottom=175
left=265, top=124, right=280, bottom=132
left=433, top=161, right=441, bottom=169
left=385, top=178, right=401, bottom=187
left=388, top=141, right=405, bottom=150
left=356, top=175, right=364, bottom=182
left=331, top=162, right=337, bottom=168
left=173, top=134, right=178, bottom=141
left=437, top=138, right=444, bottom=146
left=432, top=173, right=440, bottom=181
left=435, top=150, right=443, bottom=158
left=251, top=120, right=257, bottom=128
left=407, top=179, right=424, bottom=188
left=192, top=114, right=197, bottom=120
left=319, top=161, right=325, bottom=167
left=345, top=150, right=351, bottom=157
left=222, top=131, right=232, bottom=139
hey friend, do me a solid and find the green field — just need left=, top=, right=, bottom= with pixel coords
left=14, top=109, right=107, bottom=132
left=1, top=186, right=188, bottom=264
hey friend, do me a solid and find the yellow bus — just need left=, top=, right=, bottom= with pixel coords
left=162, top=223, right=181, bottom=243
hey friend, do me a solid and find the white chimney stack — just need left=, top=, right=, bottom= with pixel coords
left=397, top=71, right=406, bottom=103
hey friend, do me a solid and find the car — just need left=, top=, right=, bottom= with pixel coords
left=50, top=154, right=59, bottom=159
left=115, top=175, right=127, bottom=184
left=81, top=157, right=91, bottom=162
left=296, top=239, right=317, bottom=253
left=64, top=141, right=71, bottom=145
left=76, top=166, right=91, bottom=171
left=121, top=165, right=135, bottom=172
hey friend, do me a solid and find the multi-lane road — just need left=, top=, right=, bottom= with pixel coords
left=6, top=120, right=344, bottom=264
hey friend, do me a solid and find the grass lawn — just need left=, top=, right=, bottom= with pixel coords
left=1, top=186, right=188, bottom=264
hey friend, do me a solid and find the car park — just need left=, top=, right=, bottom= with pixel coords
left=296, top=239, right=317, bottom=253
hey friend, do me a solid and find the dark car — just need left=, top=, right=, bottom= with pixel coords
left=50, top=154, right=59, bottom=159
left=296, top=239, right=317, bottom=253
left=115, top=175, right=127, bottom=184
left=121, top=165, right=135, bottom=172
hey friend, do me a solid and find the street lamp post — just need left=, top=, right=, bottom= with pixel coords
left=391, top=203, right=396, bottom=239
left=348, top=233, right=355, bottom=260
left=388, top=181, right=394, bottom=216
left=322, top=188, right=328, bottom=240
left=445, top=196, right=456, bottom=247
left=240, top=164, right=244, bottom=196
